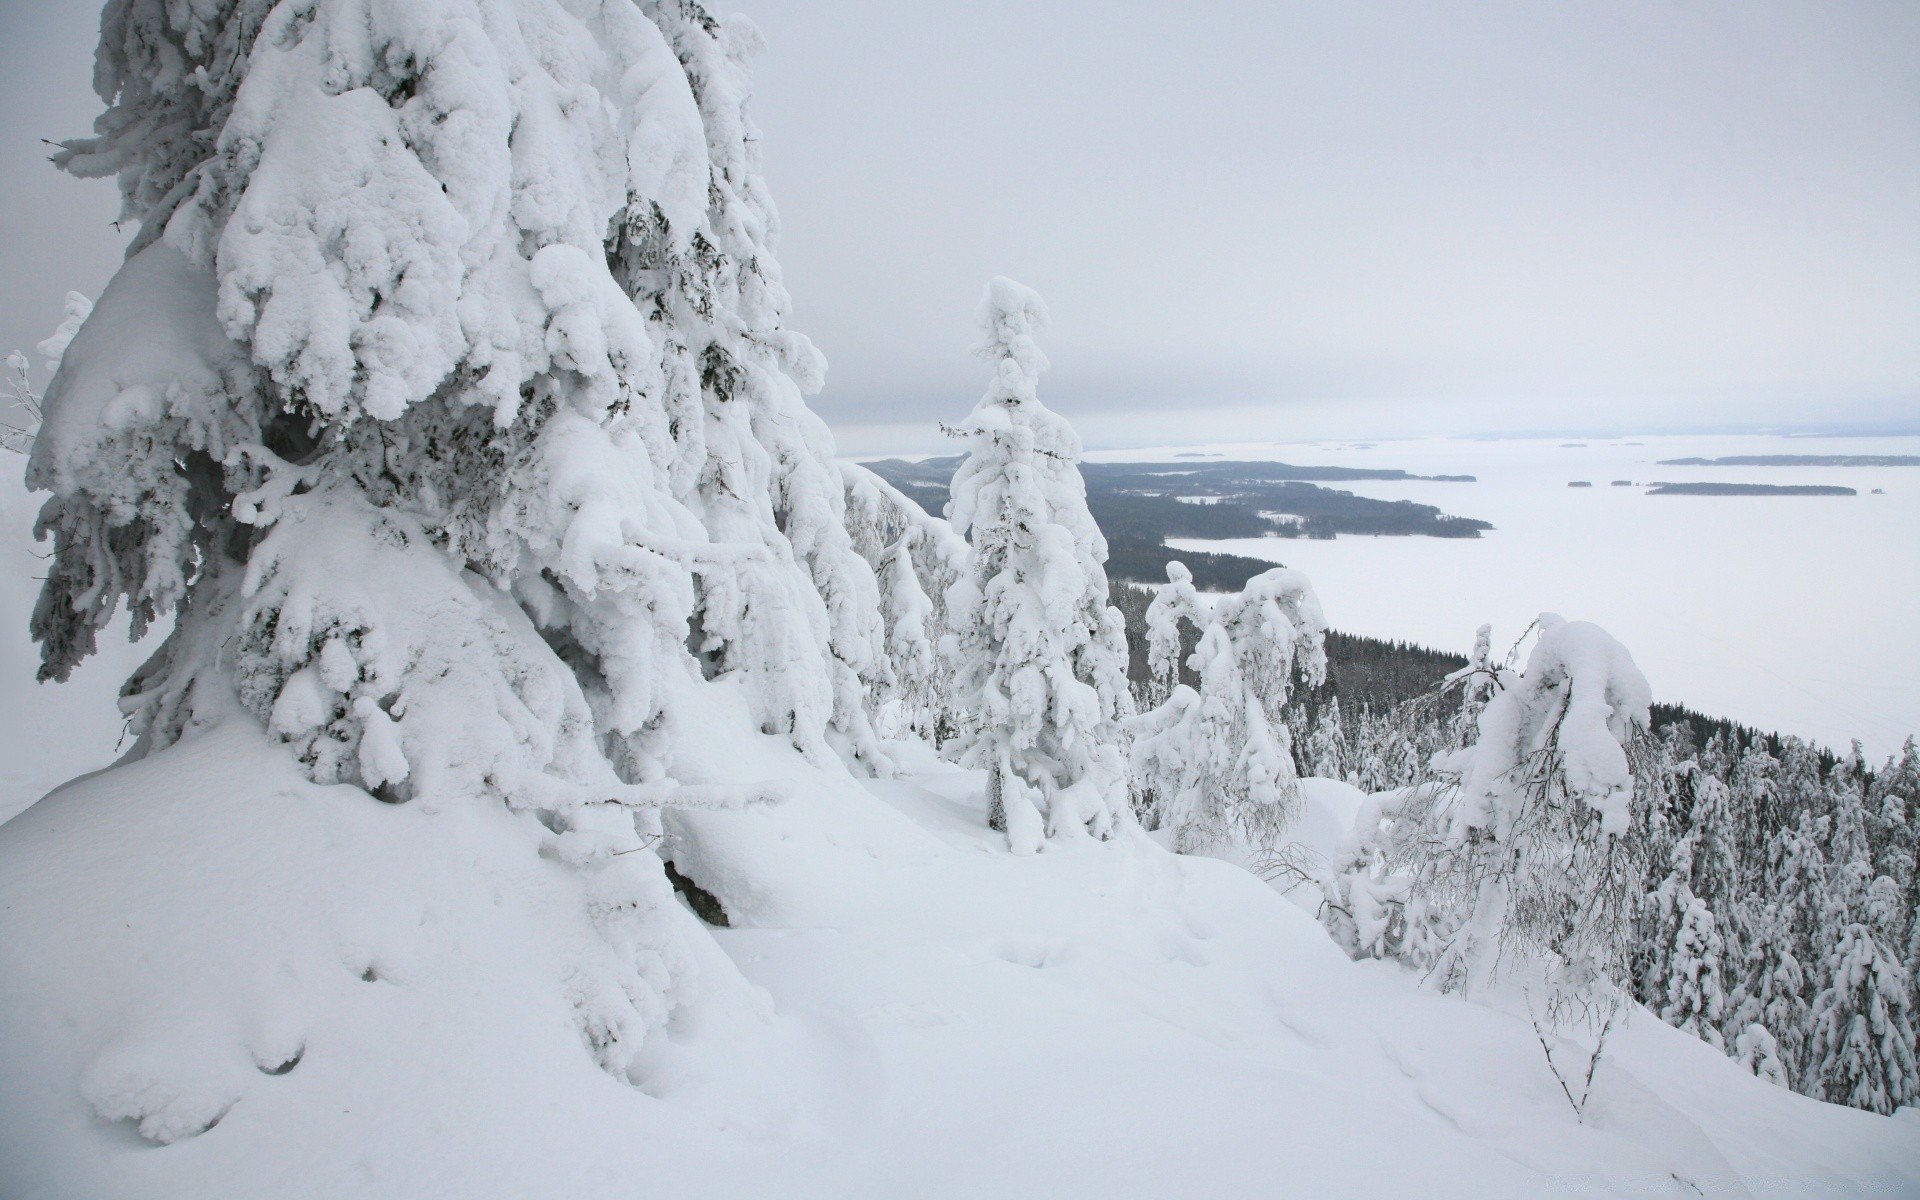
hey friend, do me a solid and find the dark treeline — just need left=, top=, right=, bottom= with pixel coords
left=863, top=458, right=1494, bottom=593
left=1104, top=537, right=1284, bottom=594
left=1648, top=482, right=1857, bottom=497
left=1659, top=455, right=1920, bottom=468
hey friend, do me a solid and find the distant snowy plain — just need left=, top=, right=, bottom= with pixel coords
left=1129, top=433, right=1920, bottom=759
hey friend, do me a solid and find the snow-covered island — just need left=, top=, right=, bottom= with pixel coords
left=1, top=3, right=1915, bottom=1198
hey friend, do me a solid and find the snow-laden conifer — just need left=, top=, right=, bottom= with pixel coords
left=1143, top=559, right=1205, bottom=708
left=1733, top=1022, right=1792, bottom=1088
left=1725, top=811, right=1824, bottom=1087
left=29, top=0, right=864, bottom=1089
left=615, top=2, right=891, bottom=770
left=840, top=461, right=968, bottom=741
left=1660, top=894, right=1729, bottom=1049
left=1303, top=696, right=1349, bottom=783
left=942, top=278, right=1133, bottom=851
left=1808, top=922, right=1920, bottom=1114
left=1129, top=564, right=1327, bottom=854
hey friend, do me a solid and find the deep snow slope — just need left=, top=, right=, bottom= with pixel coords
left=2, top=714, right=1915, bottom=1198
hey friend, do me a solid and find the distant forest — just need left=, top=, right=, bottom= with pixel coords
left=864, top=456, right=1492, bottom=590
left=1648, top=482, right=1856, bottom=496
left=1658, top=455, right=1920, bottom=467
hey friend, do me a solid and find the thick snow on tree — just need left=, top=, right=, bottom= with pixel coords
left=24, top=0, right=874, bottom=1101
left=1129, top=564, right=1327, bottom=854
left=1303, top=696, right=1350, bottom=784
left=1423, top=616, right=1653, bottom=1016
left=1659, top=894, right=1728, bottom=1050
left=1726, top=811, right=1824, bottom=1087
left=840, top=461, right=967, bottom=741
left=1142, top=559, right=1205, bottom=708
left=942, top=278, right=1133, bottom=852
left=613, top=2, right=890, bottom=771
left=1808, top=922, right=1920, bottom=1115
left=1733, top=1022, right=1792, bottom=1088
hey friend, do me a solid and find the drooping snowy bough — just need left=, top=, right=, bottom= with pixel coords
left=1129, top=562, right=1328, bottom=853
left=942, top=278, right=1135, bottom=852
left=28, top=0, right=881, bottom=1109
left=1418, top=616, right=1654, bottom=1020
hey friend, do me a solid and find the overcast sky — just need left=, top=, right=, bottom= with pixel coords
left=4, top=1, right=1917, bottom=453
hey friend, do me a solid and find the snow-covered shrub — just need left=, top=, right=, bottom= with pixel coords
left=1, top=353, right=42, bottom=456
left=942, top=278, right=1134, bottom=851
left=1733, top=1022, right=1792, bottom=1089
left=1406, top=616, right=1654, bottom=1025
left=28, top=0, right=868, bottom=1090
left=1129, top=563, right=1327, bottom=854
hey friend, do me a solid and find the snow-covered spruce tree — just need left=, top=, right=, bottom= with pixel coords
left=1421, top=615, right=1654, bottom=1022
left=1128, top=566, right=1328, bottom=855
left=1726, top=809, right=1825, bottom=1088
left=614, top=1, right=891, bottom=772
left=1303, top=695, right=1349, bottom=783
left=31, top=0, right=855, bottom=1088
left=1807, top=921, right=1920, bottom=1114
left=1638, top=762, right=1753, bottom=1056
left=1142, top=559, right=1206, bottom=709
left=840, top=461, right=968, bottom=741
left=942, top=278, right=1134, bottom=852
left=1867, top=738, right=1918, bottom=901
left=1659, top=893, right=1729, bottom=1050
left=1733, top=1021, right=1792, bottom=1089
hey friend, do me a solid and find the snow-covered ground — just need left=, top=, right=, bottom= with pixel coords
left=1128, top=433, right=1920, bottom=758
left=3, top=717, right=1914, bottom=1199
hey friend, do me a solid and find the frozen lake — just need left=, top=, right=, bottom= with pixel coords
left=1125, top=433, right=1920, bottom=760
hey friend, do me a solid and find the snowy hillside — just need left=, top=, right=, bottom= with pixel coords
left=2, top=0, right=1915, bottom=1195
left=3, top=717, right=1915, bottom=1198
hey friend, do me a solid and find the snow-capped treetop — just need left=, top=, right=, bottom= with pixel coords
left=1145, top=560, right=1206, bottom=705
left=974, top=275, right=1051, bottom=401
left=1208, top=566, right=1329, bottom=702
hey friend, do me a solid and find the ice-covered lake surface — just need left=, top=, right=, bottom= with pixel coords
left=1122, top=433, right=1920, bottom=760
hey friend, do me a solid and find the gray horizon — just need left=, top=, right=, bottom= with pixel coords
left=3, top=0, right=1916, bottom=455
